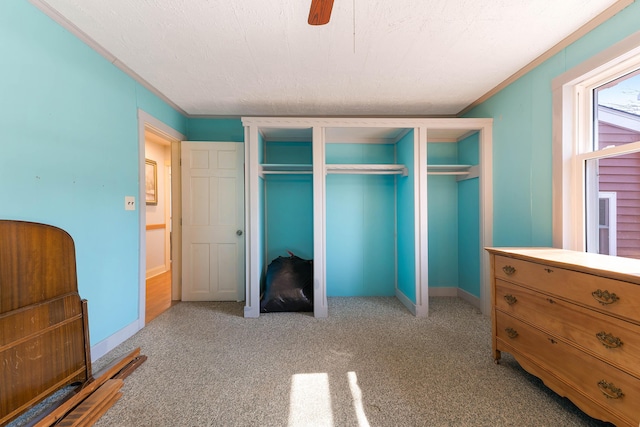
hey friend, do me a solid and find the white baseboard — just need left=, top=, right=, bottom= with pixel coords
left=457, top=287, right=481, bottom=310
left=396, top=286, right=481, bottom=316
left=428, top=287, right=458, bottom=297
left=395, top=289, right=416, bottom=315
left=428, top=286, right=481, bottom=310
left=146, top=265, right=168, bottom=279
left=244, top=305, right=260, bottom=318
left=90, top=318, right=142, bottom=362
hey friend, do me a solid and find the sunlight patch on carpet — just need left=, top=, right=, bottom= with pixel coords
left=348, top=371, right=371, bottom=427
left=289, top=373, right=333, bottom=427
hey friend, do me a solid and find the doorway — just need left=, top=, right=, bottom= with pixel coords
left=144, top=127, right=175, bottom=322
left=137, top=110, right=185, bottom=326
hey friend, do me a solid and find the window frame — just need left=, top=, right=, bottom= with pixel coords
left=595, top=191, right=617, bottom=255
left=552, top=31, right=640, bottom=252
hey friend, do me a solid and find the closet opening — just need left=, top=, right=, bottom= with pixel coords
left=426, top=129, right=482, bottom=309
left=251, top=127, right=315, bottom=315
left=325, top=126, right=412, bottom=301
left=244, top=118, right=493, bottom=318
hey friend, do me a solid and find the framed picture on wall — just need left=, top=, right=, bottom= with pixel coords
left=145, top=159, right=157, bottom=205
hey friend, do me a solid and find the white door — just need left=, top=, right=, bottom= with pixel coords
left=181, top=142, right=244, bottom=301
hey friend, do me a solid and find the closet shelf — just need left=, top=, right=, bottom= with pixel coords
left=261, top=164, right=312, bottom=174
left=326, top=164, right=408, bottom=176
left=427, top=164, right=472, bottom=175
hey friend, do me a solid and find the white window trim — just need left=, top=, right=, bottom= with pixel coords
left=595, top=191, right=617, bottom=256
left=552, top=30, right=640, bottom=251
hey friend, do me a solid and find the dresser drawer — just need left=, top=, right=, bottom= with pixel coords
left=496, top=311, right=640, bottom=423
left=494, top=255, right=640, bottom=323
left=495, top=280, right=640, bottom=378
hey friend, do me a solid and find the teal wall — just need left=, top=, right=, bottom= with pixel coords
left=186, top=118, right=244, bottom=141
left=465, top=2, right=640, bottom=247
left=265, top=174, right=314, bottom=262
left=427, top=143, right=459, bottom=288
left=0, top=0, right=187, bottom=346
left=266, top=141, right=312, bottom=165
left=264, top=142, right=313, bottom=263
left=326, top=143, right=397, bottom=296
left=458, top=132, right=480, bottom=165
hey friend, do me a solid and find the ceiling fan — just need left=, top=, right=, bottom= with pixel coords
left=308, top=0, right=334, bottom=25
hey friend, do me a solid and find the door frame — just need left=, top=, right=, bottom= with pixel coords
left=137, top=110, right=185, bottom=327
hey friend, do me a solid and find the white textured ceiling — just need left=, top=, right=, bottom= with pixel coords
left=37, top=0, right=620, bottom=117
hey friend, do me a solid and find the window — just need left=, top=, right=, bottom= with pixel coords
left=553, top=32, right=640, bottom=258
left=585, top=72, right=640, bottom=258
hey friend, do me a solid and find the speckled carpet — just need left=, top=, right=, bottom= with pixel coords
left=75, top=297, right=610, bottom=427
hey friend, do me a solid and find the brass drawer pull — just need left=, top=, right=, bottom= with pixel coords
left=596, top=332, right=623, bottom=349
left=503, top=294, right=517, bottom=305
left=597, top=380, right=624, bottom=399
left=591, top=289, right=620, bottom=305
left=502, top=265, right=516, bottom=276
left=505, top=327, right=518, bottom=339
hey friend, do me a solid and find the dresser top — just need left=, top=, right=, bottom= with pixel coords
left=485, top=247, right=640, bottom=285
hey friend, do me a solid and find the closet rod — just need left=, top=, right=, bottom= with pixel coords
left=326, top=164, right=408, bottom=176
left=327, top=170, right=405, bottom=175
left=427, top=171, right=469, bottom=175
left=261, top=171, right=313, bottom=175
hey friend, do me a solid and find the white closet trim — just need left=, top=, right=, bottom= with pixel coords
left=242, top=116, right=494, bottom=318
left=326, top=164, right=408, bottom=176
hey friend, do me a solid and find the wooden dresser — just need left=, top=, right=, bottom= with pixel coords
left=486, top=247, right=640, bottom=427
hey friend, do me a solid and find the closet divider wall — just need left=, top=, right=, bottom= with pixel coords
left=243, top=118, right=493, bottom=318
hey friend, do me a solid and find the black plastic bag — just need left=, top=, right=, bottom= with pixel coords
left=260, top=252, right=313, bottom=312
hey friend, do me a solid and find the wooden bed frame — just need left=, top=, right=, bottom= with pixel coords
left=1, top=220, right=92, bottom=425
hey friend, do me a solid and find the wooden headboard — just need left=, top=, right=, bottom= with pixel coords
left=0, top=220, right=92, bottom=425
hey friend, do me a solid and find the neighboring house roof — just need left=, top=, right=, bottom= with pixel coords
left=598, top=105, right=640, bottom=133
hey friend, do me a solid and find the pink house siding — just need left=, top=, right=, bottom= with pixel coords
left=598, top=122, right=640, bottom=259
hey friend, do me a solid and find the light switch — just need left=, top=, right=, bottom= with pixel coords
left=125, top=196, right=136, bottom=211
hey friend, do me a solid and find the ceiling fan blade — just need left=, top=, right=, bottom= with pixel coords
left=308, top=0, right=334, bottom=25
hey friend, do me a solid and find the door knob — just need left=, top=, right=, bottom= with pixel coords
left=236, top=230, right=243, bottom=236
